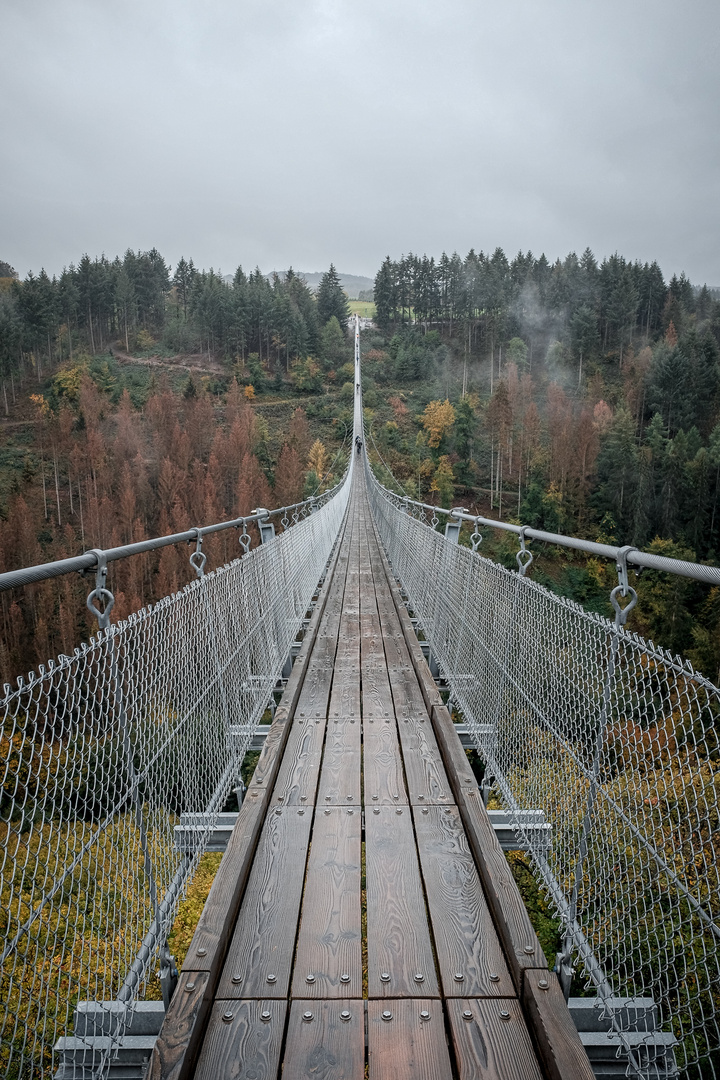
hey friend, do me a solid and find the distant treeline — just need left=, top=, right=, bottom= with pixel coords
left=0, top=253, right=351, bottom=378
left=373, top=248, right=719, bottom=364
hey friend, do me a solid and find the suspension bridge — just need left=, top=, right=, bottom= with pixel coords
left=1, top=319, right=718, bottom=1079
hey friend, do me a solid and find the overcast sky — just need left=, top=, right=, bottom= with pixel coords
left=3, top=0, right=719, bottom=285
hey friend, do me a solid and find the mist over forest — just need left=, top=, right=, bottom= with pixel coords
left=0, top=243, right=719, bottom=682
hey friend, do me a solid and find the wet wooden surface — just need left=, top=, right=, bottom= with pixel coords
left=152, top=472, right=590, bottom=1080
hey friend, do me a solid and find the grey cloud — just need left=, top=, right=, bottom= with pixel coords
left=2, top=0, right=719, bottom=283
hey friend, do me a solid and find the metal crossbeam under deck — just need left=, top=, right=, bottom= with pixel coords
left=149, top=470, right=593, bottom=1080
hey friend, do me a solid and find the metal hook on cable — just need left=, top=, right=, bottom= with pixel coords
left=238, top=518, right=251, bottom=554
left=516, top=527, right=533, bottom=576
left=471, top=517, right=483, bottom=552
left=610, top=545, right=637, bottom=627
left=86, top=548, right=115, bottom=629
left=189, top=528, right=207, bottom=578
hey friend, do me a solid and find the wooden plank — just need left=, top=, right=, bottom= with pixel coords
left=328, top=663, right=361, bottom=718
left=146, top=971, right=210, bottom=1080
left=387, top=663, right=430, bottom=719
left=217, top=807, right=313, bottom=999
left=316, top=720, right=362, bottom=806
left=429, top=706, right=548, bottom=986
left=271, top=716, right=326, bottom=806
left=397, top=716, right=451, bottom=804
left=282, top=1000, right=365, bottom=1080
left=522, top=970, right=596, bottom=1080
left=378, top=625, right=407, bottom=670
left=295, top=661, right=334, bottom=718
left=361, top=665, right=395, bottom=718
left=367, top=999, right=453, bottom=1080
left=180, top=792, right=267, bottom=976
left=412, top=806, right=514, bottom=998
left=291, top=805, right=362, bottom=998
left=363, top=719, right=408, bottom=806
left=430, top=705, right=481, bottom=795
left=193, top=999, right=287, bottom=1080
left=360, top=615, right=386, bottom=667
left=365, top=805, right=438, bottom=997
left=446, top=998, right=544, bottom=1080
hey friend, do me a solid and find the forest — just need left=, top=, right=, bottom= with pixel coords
left=1, top=243, right=720, bottom=683
left=362, top=249, right=720, bottom=679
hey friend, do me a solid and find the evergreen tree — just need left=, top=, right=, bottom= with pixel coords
left=316, top=264, right=349, bottom=333
left=374, top=257, right=397, bottom=332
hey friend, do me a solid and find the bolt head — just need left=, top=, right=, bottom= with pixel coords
left=267, top=974, right=277, bottom=983
left=196, top=947, right=207, bottom=957
left=421, top=807, right=429, bottom=814
left=231, top=975, right=242, bottom=985
left=306, top=974, right=315, bottom=983
left=489, top=972, right=500, bottom=982
left=414, top=973, right=424, bottom=982
left=222, top=1011, right=234, bottom=1023
left=381, top=1010, right=393, bottom=1022
left=373, top=807, right=380, bottom=814
left=324, top=808, right=331, bottom=815
left=419, top=1010, right=430, bottom=1021
left=524, top=945, right=535, bottom=954
left=340, top=1010, right=351, bottom=1022
left=340, top=973, right=350, bottom=983
left=395, top=808, right=402, bottom=814
left=261, top=1010, right=271, bottom=1022
left=185, top=982, right=195, bottom=992
left=538, top=979, right=549, bottom=989
left=499, top=1009, right=511, bottom=1020
left=453, top=972, right=464, bottom=982
left=380, top=972, right=391, bottom=982
left=303, top=1010, right=313, bottom=1022
left=462, top=1009, right=473, bottom=1021
left=298, top=808, right=305, bottom=815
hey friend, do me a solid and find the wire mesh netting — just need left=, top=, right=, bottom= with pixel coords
left=0, top=469, right=351, bottom=1079
left=367, top=461, right=720, bottom=1080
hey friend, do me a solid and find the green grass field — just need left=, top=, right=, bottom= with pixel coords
left=348, top=300, right=376, bottom=319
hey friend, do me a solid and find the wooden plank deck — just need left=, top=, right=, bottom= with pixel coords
left=150, top=471, right=594, bottom=1080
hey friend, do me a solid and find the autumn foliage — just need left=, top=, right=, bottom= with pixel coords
left=0, top=380, right=312, bottom=685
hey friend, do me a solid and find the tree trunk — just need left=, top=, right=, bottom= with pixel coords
left=54, top=452, right=61, bottom=526
left=78, top=479, right=85, bottom=548
left=41, top=455, right=48, bottom=519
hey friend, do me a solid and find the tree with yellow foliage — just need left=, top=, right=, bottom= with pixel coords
left=244, top=384, right=255, bottom=401
left=430, top=455, right=455, bottom=507
left=307, top=439, right=327, bottom=481
left=421, top=399, right=456, bottom=449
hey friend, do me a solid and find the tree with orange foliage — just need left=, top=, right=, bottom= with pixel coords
left=274, top=443, right=304, bottom=507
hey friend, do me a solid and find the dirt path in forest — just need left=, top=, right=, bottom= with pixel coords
left=109, top=345, right=226, bottom=375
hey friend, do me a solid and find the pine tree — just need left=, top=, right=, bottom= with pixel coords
left=316, top=265, right=349, bottom=333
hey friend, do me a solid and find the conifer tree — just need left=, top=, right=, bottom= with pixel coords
left=316, top=265, right=349, bottom=333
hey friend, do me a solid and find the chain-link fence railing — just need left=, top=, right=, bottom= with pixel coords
left=0, top=467, right=351, bottom=1079
left=366, top=459, right=720, bottom=1080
